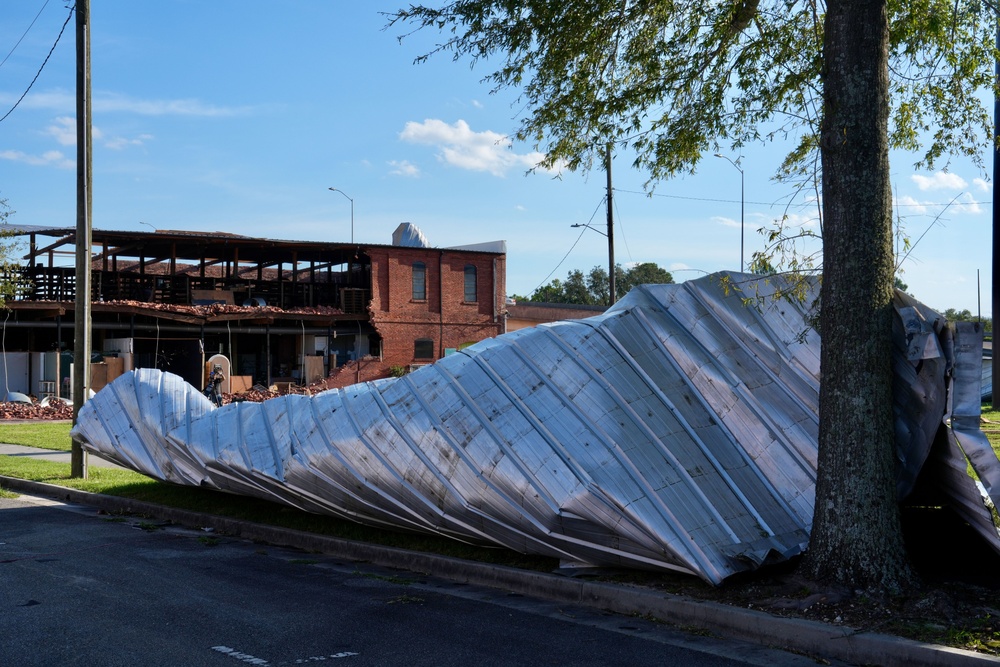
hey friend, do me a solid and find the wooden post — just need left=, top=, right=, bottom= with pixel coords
left=71, top=0, right=92, bottom=479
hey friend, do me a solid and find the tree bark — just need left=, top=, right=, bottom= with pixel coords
left=802, top=0, right=911, bottom=591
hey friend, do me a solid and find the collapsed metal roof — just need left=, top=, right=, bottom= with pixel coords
left=71, top=272, right=1000, bottom=584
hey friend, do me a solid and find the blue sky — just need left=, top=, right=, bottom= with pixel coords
left=0, top=1, right=993, bottom=316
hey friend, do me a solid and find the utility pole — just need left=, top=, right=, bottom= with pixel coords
left=606, top=144, right=616, bottom=305
left=993, top=23, right=999, bottom=406
left=71, top=0, right=92, bottom=479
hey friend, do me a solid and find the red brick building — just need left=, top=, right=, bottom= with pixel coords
left=1, top=224, right=506, bottom=396
left=368, top=244, right=506, bottom=368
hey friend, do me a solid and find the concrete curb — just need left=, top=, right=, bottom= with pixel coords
left=2, top=474, right=997, bottom=667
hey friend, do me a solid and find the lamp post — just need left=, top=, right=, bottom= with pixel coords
left=714, top=154, right=745, bottom=273
left=328, top=187, right=354, bottom=244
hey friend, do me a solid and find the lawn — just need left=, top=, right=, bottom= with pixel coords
left=0, top=423, right=556, bottom=571
left=0, top=421, right=72, bottom=451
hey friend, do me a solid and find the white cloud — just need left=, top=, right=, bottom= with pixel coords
left=954, top=192, right=982, bottom=215
left=0, top=149, right=73, bottom=169
left=712, top=215, right=740, bottom=229
left=973, top=177, right=991, bottom=192
left=895, top=194, right=928, bottom=216
left=911, top=171, right=968, bottom=191
left=471, top=100, right=484, bottom=109
left=43, top=117, right=77, bottom=146
left=94, top=93, right=252, bottom=117
left=896, top=192, right=982, bottom=216
left=0, top=90, right=252, bottom=117
left=388, top=160, right=420, bottom=177
left=41, top=117, right=150, bottom=151
left=399, top=119, right=553, bottom=177
left=104, top=134, right=150, bottom=150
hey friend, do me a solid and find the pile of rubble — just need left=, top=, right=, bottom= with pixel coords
left=225, top=377, right=336, bottom=404
left=0, top=399, right=74, bottom=420
left=100, top=300, right=343, bottom=318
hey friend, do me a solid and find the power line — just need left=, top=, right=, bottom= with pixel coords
left=614, top=187, right=778, bottom=207
left=0, top=0, right=53, bottom=70
left=0, top=2, right=74, bottom=125
left=613, top=187, right=992, bottom=209
left=611, top=195, right=632, bottom=264
left=530, top=198, right=605, bottom=295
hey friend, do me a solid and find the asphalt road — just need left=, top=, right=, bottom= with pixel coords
left=0, top=493, right=831, bottom=667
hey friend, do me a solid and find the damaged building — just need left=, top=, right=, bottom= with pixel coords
left=0, top=223, right=506, bottom=397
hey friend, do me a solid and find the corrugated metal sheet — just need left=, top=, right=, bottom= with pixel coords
left=71, top=272, right=999, bottom=584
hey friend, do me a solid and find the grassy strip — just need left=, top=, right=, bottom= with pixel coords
left=0, top=421, right=72, bottom=451
left=0, top=452, right=556, bottom=571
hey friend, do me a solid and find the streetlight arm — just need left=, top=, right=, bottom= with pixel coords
left=328, top=187, right=354, bottom=204
left=571, top=222, right=608, bottom=237
left=713, top=153, right=743, bottom=174
left=328, top=187, right=355, bottom=244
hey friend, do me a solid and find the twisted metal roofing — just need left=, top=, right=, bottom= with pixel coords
left=71, top=273, right=998, bottom=584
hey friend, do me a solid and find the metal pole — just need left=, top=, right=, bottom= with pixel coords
left=71, top=0, right=92, bottom=478
left=329, top=188, right=354, bottom=244
left=606, top=144, right=616, bottom=305
left=714, top=153, right=744, bottom=272
left=740, top=167, right=745, bottom=273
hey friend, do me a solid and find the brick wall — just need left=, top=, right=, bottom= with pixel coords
left=366, top=246, right=505, bottom=367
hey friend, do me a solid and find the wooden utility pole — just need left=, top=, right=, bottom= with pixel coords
left=71, top=0, right=92, bottom=479
left=993, top=24, right=999, bottom=407
left=606, top=144, right=615, bottom=305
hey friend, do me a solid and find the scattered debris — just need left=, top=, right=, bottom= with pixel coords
left=70, top=273, right=999, bottom=585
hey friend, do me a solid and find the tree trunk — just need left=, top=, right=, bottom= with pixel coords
left=802, top=0, right=911, bottom=591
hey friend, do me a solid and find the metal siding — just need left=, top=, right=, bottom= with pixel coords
left=72, top=272, right=999, bottom=584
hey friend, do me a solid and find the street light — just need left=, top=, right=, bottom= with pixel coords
left=328, top=187, right=354, bottom=244
left=714, top=154, right=745, bottom=273
left=570, top=222, right=607, bottom=237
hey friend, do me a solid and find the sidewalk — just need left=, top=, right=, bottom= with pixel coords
left=0, top=444, right=997, bottom=666
left=0, top=443, right=122, bottom=468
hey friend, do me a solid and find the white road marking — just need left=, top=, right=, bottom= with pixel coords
left=211, top=645, right=270, bottom=665
left=293, top=652, right=360, bottom=663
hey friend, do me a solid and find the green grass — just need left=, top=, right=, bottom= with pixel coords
left=0, top=450, right=557, bottom=571
left=0, top=421, right=72, bottom=451
left=981, top=402, right=999, bottom=456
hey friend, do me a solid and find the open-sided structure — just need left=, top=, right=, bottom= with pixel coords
left=2, top=224, right=505, bottom=397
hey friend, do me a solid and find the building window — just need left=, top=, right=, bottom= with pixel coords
left=464, top=265, right=477, bottom=302
left=414, top=338, right=434, bottom=359
left=412, top=261, right=426, bottom=301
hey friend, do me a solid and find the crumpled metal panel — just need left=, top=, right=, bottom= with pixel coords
left=70, top=273, right=999, bottom=584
